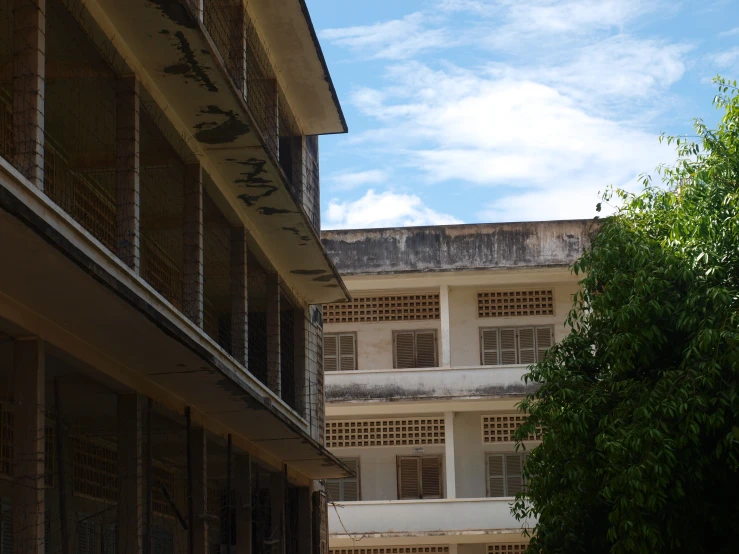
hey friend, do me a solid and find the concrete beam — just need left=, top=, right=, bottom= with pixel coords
left=117, top=394, right=144, bottom=554
left=115, top=75, right=141, bottom=272
left=12, top=338, right=45, bottom=554
left=183, top=162, right=204, bottom=327
left=12, top=0, right=46, bottom=188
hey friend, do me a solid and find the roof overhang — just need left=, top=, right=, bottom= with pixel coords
left=247, top=0, right=348, bottom=135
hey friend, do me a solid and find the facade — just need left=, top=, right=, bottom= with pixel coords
left=0, top=1, right=348, bottom=553
left=321, top=221, right=593, bottom=554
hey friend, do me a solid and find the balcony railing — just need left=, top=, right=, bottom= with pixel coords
left=328, top=498, right=530, bottom=538
left=325, top=364, right=536, bottom=403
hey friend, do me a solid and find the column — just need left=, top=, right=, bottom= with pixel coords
left=117, top=394, right=144, bottom=554
left=13, top=338, right=45, bottom=554
left=115, top=75, right=141, bottom=272
left=266, top=275, right=281, bottom=396
left=269, top=470, right=285, bottom=554
left=444, top=411, right=456, bottom=499
left=234, top=455, right=252, bottom=554
left=296, top=487, right=311, bottom=554
left=293, top=308, right=307, bottom=416
left=183, top=162, right=204, bottom=327
left=189, top=426, right=209, bottom=554
left=448, top=546, right=458, bottom=554
left=231, top=227, right=248, bottom=365
left=439, top=284, right=451, bottom=368
left=12, top=0, right=45, bottom=188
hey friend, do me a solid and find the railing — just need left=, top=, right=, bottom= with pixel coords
left=328, top=497, right=530, bottom=538
left=325, top=364, right=535, bottom=403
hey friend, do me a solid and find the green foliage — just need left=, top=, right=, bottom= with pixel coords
left=513, top=77, right=739, bottom=554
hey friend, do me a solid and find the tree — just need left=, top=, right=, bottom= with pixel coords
left=513, top=78, right=739, bottom=554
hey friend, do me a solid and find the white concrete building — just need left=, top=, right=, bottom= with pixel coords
left=319, top=221, right=593, bottom=554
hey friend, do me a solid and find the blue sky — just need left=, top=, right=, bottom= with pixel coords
left=306, top=0, right=739, bottom=229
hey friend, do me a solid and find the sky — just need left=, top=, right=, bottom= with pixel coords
left=304, top=0, right=739, bottom=229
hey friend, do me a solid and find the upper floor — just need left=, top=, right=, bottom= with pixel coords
left=321, top=221, right=594, bottom=404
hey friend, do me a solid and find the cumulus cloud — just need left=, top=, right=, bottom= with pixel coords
left=325, top=169, right=390, bottom=191
left=324, top=190, right=463, bottom=229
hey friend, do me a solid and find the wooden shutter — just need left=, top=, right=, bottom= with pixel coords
left=397, top=457, right=421, bottom=499
left=0, top=502, right=11, bottom=554
left=76, top=515, right=96, bottom=554
left=536, top=326, right=553, bottom=361
left=415, top=331, right=437, bottom=368
left=152, top=527, right=174, bottom=554
left=394, top=332, right=416, bottom=369
left=499, top=329, right=517, bottom=365
left=517, top=328, right=536, bottom=365
left=420, top=456, right=442, bottom=499
left=338, top=334, right=357, bottom=371
left=480, top=328, right=499, bottom=365
left=324, top=334, right=338, bottom=372
left=486, top=454, right=505, bottom=497
left=325, top=479, right=341, bottom=502
left=505, top=454, right=524, bottom=495
left=341, top=458, right=360, bottom=501
left=103, top=524, right=116, bottom=554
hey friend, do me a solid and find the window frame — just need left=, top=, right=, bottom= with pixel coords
left=392, top=329, right=439, bottom=369
left=325, top=457, right=361, bottom=502
left=323, top=332, right=358, bottom=372
left=479, top=325, right=554, bottom=366
left=485, top=452, right=526, bottom=498
left=396, top=454, right=444, bottom=500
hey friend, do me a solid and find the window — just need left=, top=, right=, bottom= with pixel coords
left=325, top=458, right=360, bottom=502
left=393, top=330, right=438, bottom=369
left=480, top=326, right=553, bottom=366
left=324, top=333, right=357, bottom=372
left=397, top=455, right=442, bottom=499
left=486, top=453, right=525, bottom=497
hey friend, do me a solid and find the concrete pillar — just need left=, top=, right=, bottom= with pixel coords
left=293, top=309, right=307, bottom=417
left=296, top=487, right=311, bottom=554
left=12, top=0, right=45, bottom=189
left=266, top=275, right=281, bottom=396
left=189, top=427, right=208, bottom=554
left=117, top=394, right=144, bottom=554
left=13, top=338, right=45, bottom=554
left=231, top=227, right=248, bottom=365
left=444, top=411, right=456, bottom=499
left=234, top=455, right=252, bottom=554
left=439, top=284, right=451, bottom=368
left=115, top=75, right=141, bottom=272
left=448, top=545, right=458, bottom=554
left=269, top=470, right=285, bottom=554
left=183, top=162, right=204, bottom=327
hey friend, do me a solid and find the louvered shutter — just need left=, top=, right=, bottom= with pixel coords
left=397, top=457, right=421, bottom=499
left=0, top=502, right=12, bottom=554
left=323, top=335, right=338, bottom=372
left=415, top=331, right=437, bottom=368
left=341, top=459, right=360, bottom=501
left=394, top=332, right=416, bottom=369
left=152, top=527, right=174, bottom=554
left=499, top=329, right=517, bottom=365
left=517, top=328, right=536, bottom=365
left=505, top=454, right=524, bottom=495
left=536, top=326, right=553, bottom=361
left=486, top=454, right=505, bottom=497
left=102, top=524, right=116, bottom=554
left=76, top=516, right=96, bottom=554
left=324, top=479, right=341, bottom=502
left=338, top=334, right=357, bottom=371
left=420, top=456, right=442, bottom=499
left=480, top=328, right=499, bottom=365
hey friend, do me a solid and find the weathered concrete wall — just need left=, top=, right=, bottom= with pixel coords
left=321, top=220, right=595, bottom=275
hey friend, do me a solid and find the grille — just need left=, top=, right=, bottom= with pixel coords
left=326, top=418, right=445, bottom=448
left=482, top=414, right=541, bottom=443
left=478, top=289, right=554, bottom=318
left=324, top=294, right=440, bottom=324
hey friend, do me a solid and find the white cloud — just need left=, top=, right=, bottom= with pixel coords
left=319, top=13, right=451, bottom=60
left=325, top=169, right=390, bottom=191
left=711, top=47, right=739, bottom=68
left=719, top=27, right=739, bottom=37
left=324, top=189, right=462, bottom=229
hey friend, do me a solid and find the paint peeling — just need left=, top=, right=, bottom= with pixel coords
left=163, top=31, right=218, bottom=92
left=194, top=105, right=249, bottom=143
left=148, top=0, right=197, bottom=29
left=258, top=207, right=294, bottom=216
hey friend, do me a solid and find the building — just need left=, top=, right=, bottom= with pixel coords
left=320, top=221, right=593, bottom=554
left=0, top=0, right=348, bottom=553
